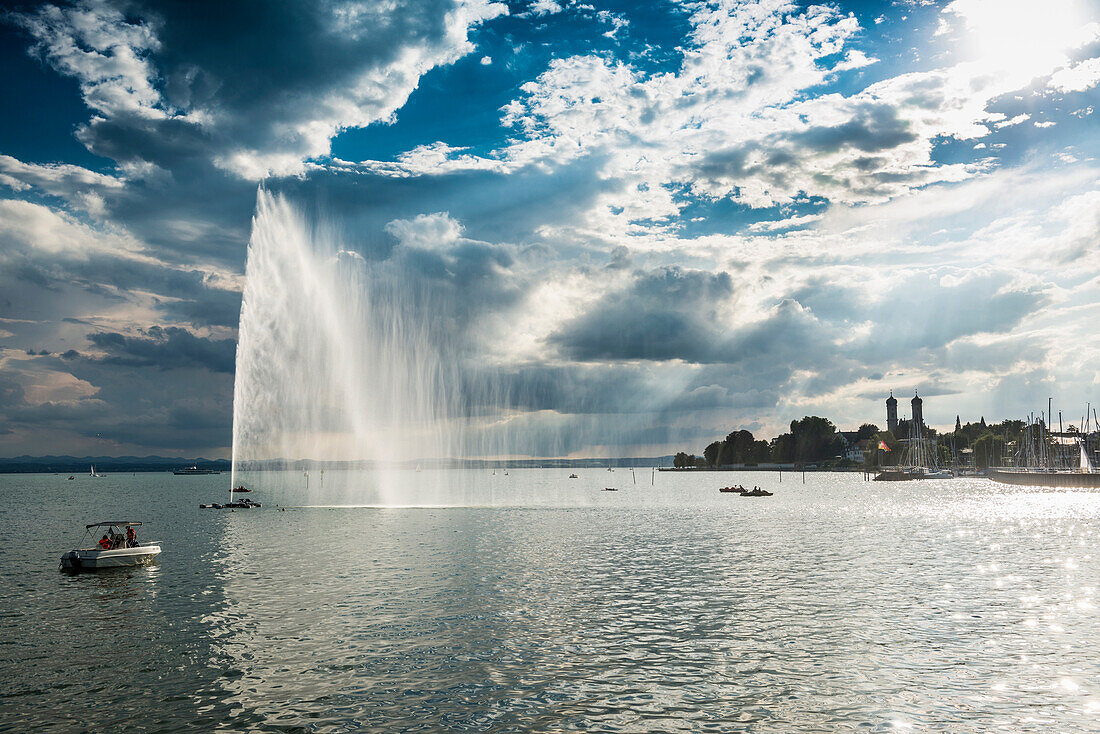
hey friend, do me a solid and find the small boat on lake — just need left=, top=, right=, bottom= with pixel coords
left=569, top=473, right=579, bottom=479
left=603, top=487, right=618, bottom=491
left=741, top=487, right=773, bottom=497
left=719, top=485, right=746, bottom=494
left=174, top=466, right=219, bottom=475
left=202, top=496, right=261, bottom=509
left=231, top=485, right=252, bottom=493
left=60, top=521, right=160, bottom=571
left=89, top=465, right=104, bottom=478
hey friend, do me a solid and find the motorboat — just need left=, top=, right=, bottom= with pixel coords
left=569, top=473, right=579, bottom=479
left=60, top=521, right=160, bottom=571
left=67, top=475, right=75, bottom=480
left=174, top=466, right=219, bottom=475
left=740, top=487, right=773, bottom=497
left=603, top=487, right=618, bottom=492
left=719, top=485, right=746, bottom=494
left=231, top=485, right=252, bottom=493
left=202, top=497, right=261, bottom=509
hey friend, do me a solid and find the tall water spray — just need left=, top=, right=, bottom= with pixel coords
left=231, top=191, right=501, bottom=503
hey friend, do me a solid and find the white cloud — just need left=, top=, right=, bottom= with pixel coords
left=747, top=213, right=824, bottom=233
left=384, top=212, right=465, bottom=249
left=524, top=0, right=563, bottom=17
left=595, top=10, right=629, bottom=38
left=834, top=49, right=878, bottom=71
left=13, top=0, right=163, bottom=118
left=1049, top=57, right=1100, bottom=92
left=0, top=155, right=124, bottom=216
left=994, top=113, right=1030, bottom=128
left=369, top=0, right=1087, bottom=242
left=0, top=198, right=143, bottom=260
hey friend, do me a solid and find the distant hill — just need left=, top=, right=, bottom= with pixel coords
left=0, top=455, right=675, bottom=473
left=0, top=456, right=230, bottom=474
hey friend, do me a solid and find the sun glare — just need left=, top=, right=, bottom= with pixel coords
left=949, top=0, right=1098, bottom=79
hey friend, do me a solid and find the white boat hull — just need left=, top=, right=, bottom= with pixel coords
left=60, top=544, right=161, bottom=570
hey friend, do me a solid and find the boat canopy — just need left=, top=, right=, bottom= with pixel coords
left=85, top=521, right=144, bottom=529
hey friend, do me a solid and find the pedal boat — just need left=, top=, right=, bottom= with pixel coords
left=60, top=522, right=161, bottom=571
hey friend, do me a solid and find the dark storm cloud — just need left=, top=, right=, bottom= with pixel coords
left=13, top=0, right=502, bottom=177
left=0, top=349, right=234, bottom=453
left=545, top=267, right=852, bottom=406
left=493, top=363, right=657, bottom=415
left=87, top=326, right=235, bottom=373
left=0, top=235, right=241, bottom=329
left=1, top=0, right=1092, bottom=460
left=793, top=104, right=918, bottom=154
left=165, top=287, right=241, bottom=328
left=2, top=0, right=512, bottom=278
left=540, top=263, right=1047, bottom=421
left=551, top=267, right=735, bottom=363
left=693, top=102, right=924, bottom=204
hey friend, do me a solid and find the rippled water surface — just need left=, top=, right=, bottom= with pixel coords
left=2, top=470, right=1099, bottom=732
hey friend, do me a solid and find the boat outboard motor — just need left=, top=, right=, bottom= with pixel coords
left=60, top=551, right=82, bottom=570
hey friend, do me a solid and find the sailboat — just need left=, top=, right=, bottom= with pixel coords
left=90, top=465, right=105, bottom=478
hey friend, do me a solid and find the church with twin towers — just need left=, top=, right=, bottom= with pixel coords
left=885, top=391, right=924, bottom=435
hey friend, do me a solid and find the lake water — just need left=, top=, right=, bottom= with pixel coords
left=1, top=470, right=1098, bottom=732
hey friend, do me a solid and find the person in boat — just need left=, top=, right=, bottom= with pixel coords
left=98, top=535, right=111, bottom=550
left=126, top=525, right=136, bottom=547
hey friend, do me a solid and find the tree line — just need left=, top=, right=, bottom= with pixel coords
left=674, top=415, right=1030, bottom=469
left=674, top=416, right=853, bottom=468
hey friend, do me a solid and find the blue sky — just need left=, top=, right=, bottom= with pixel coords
left=0, top=0, right=1098, bottom=458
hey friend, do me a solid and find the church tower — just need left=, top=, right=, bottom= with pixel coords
left=912, top=391, right=924, bottom=428
left=886, top=391, right=898, bottom=434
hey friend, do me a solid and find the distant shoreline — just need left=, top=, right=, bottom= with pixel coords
left=657, top=466, right=860, bottom=472
left=0, top=456, right=677, bottom=474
